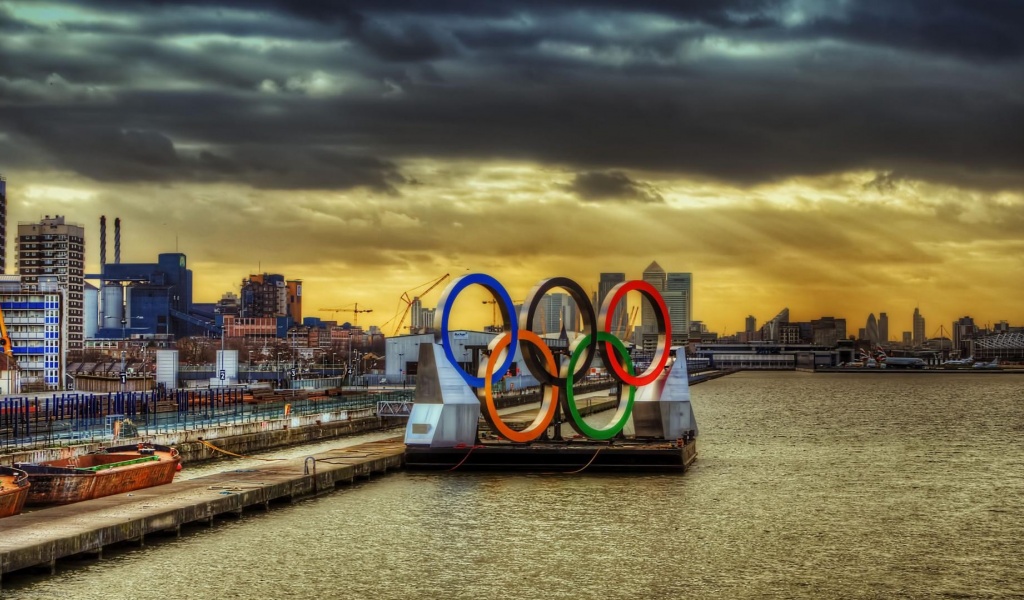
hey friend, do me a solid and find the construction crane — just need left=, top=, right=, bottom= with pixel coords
left=0, top=307, right=11, bottom=359
left=391, top=273, right=450, bottom=336
left=0, top=304, right=17, bottom=392
left=482, top=298, right=524, bottom=330
left=319, top=303, right=373, bottom=327
left=482, top=299, right=499, bottom=327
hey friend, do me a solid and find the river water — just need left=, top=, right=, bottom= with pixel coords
left=5, top=372, right=1023, bottom=599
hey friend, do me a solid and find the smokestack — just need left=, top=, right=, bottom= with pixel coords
left=114, top=217, right=121, bottom=264
left=100, top=215, right=107, bottom=270
left=99, top=215, right=107, bottom=330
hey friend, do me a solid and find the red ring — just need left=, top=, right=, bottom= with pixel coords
left=599, top=280, right=671, bottom=387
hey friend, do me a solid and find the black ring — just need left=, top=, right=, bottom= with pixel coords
left=518, top=277, right=597, bottom=387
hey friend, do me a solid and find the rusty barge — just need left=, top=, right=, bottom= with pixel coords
left=15, top=443, right=181, bottom=507
left=0, top=465, right=30, bottom=518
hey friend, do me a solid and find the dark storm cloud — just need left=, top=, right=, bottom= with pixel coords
left=0, top=6, right=41, bottom=32
left=94, top=0, right=1024, bottom=61
left=805, top=0, right=1024, bottom=61
left=197, top=147, right=406, bottom=192
left=3, top=0, right=1023, bottom=190
left=570, top=171, right=663, bottom=203
left=6, top=115, right=402, bottom=191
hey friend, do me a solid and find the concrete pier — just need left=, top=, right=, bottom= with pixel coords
left=0, top=439, right=405, bottom=584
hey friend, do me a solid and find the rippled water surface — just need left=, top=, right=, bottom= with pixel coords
left=6, top=372, right=1023, bottom=599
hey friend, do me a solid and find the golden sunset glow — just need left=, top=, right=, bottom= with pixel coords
left=2, top=1, right=1022, bottom=337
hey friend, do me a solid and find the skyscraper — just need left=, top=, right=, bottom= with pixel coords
left=530, top=292, right=572, bottom=336
left=866, top=313, right=878, bottom=346
left=641, top=261, right=666, bottom=333
left=665, top=271, right=692, bottom=345
left=762, top=308, right=789, bottom=342
left=597, top=272, right=626, bottom=335
left=17, top=215, right=85, bottom=356
left=240, top=273, right=296, bottom=321
left=879, top=312, right=889, bottom=345
left=953, top=316, right=976, bottom=358
left=913, top=307, right=926, bottom=347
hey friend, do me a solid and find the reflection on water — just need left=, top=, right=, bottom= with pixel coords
left=5, top=373, right=1023, bottom=599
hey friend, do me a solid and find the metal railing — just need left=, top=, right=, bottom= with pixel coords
left=1, top=388, right=414, bottom=453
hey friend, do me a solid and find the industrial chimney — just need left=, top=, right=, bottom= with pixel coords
left=114, top=217, right=121, bottom=264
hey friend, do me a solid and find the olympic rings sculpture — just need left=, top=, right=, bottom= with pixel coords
left=433, top=273, right=673, bottom=442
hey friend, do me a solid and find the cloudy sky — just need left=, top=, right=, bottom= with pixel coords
left=1, top=0, right=1022, bottom=337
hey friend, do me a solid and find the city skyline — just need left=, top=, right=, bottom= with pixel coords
left=1, top=2, right=1022, bottom=336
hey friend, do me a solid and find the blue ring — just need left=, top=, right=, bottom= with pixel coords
left=437, top=273, right=518, bottom=388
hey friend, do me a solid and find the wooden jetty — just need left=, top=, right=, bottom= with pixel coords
left=0, top=439, right=405, bottom=584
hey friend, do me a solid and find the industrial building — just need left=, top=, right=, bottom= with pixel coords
left=84, top=217, right=228, bottom=344
left=385, top=330, right=546, bottom=388
left=89, top=252, right=217, bottom=340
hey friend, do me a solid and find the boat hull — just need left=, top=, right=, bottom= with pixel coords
left=0, top=466, right=31, bottom=517
left=17, top=445, right=180, bottom=507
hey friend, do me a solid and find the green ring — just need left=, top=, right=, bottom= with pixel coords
left=564, top=332, right=635, bottom=440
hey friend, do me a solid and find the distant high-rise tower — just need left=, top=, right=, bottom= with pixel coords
left=0, top=175, right=7, bottom=274
left=762, top=308, right=789, bottom=342
left=286, top=279, right=302, bottom=324
left=665, top=272, right=692, bottom=345
left=240, top=273, right=288, bottom=319
left=866, top=313, right=878, bottom=346
left=953, top=316, right=977, bottom=358
left=641, top=261, right=666, bottom=333
left=17, top=215, right=86, bottom=355
left=745, top=315, right=757, bottom=336
left=410, top=297, right=424, bottom=332
left=597, top=272, right=627, bottom=335
left=530, top=293, right=570, bottom=336
left=878, top=312, right=889, bottom=345
left=913, top=308, right=926, bottom=347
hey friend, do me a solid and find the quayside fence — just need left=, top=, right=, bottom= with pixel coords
left=0, top=388, right=413, bottom=453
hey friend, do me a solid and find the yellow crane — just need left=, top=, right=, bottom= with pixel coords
left=391, top=273, right=450, bottom=336
left=482, top=299, right=499, bottom=327
left=319, top=303, right=373, bottom=327
left=0, top=304, right=17, bottom=393
left=0, top=305, right=13, bottom=360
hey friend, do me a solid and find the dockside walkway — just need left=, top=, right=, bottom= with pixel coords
left=0, top=438, right=406, bottom=584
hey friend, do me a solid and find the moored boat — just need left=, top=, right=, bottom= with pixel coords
left=16, top=443, right=181, bottom=507
left=0, top=465, right=31, bottom=517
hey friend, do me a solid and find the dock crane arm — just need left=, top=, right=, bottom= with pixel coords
left=0, top=304, right=12, bottom=359
left=392, top=273, right=450, bottom=336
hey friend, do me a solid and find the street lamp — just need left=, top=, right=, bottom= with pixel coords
left=398, top=352, right=404, bottom=387
left=120, top=350, right=127, bottom=392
